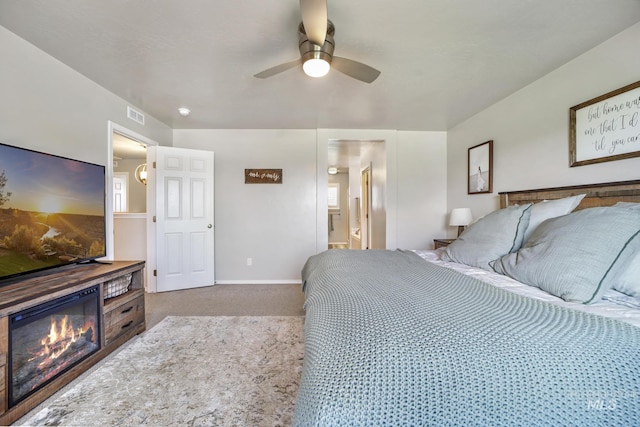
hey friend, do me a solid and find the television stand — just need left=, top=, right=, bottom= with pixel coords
left=0, top=260, right=145, bottom=425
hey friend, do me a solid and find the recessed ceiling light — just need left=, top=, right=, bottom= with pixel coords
left=178, top=107, right=191, bottom=117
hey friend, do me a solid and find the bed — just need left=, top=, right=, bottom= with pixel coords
left=295, top=180, right=640, bottom=426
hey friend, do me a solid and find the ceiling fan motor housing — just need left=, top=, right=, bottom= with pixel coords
left=298, top=21, right=335, bottom=64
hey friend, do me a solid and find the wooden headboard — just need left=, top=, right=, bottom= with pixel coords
left=499, top=180, right=640, bottom=210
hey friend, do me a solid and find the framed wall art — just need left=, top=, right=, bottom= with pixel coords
left=244, top=169, right=282, bottom=184
left=468, top=140, right=493, bottom=194
left=570, top=80, right=640, bottom=167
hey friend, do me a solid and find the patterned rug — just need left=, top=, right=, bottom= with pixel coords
left=16, top=316, right=305, bottom=426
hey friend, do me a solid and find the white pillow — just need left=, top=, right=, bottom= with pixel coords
left=615, top=201, right=640, bottom=210
left=603, top=289, right=640, bottom=309
left=441, top=204, right=532, bottom=271
left=523, top=194, right=585, bottom=242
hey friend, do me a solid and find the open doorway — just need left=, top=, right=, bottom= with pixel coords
left=110, top=131, right=148, bottom=265
left=327, top=140, right=385, bottom=250
left=106, top=122, right=158, bottom=290
left=112, top=132, right=147, bottom=213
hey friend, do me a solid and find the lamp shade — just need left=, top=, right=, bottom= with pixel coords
left=449, top=208, right=473, bottom=226
left=450, top=208, right=473, bottom=237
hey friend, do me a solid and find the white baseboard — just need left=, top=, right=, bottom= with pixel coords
left=214, top=280, right=301, bottom=285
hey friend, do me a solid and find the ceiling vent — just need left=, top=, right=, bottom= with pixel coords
left=127, top=106, right=145, bottom=125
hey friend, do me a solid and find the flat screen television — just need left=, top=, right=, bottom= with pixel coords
left=0, top=142, right=106, bottom=284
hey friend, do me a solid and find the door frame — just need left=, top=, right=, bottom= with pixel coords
left=106, top=121, right=158, bottom=287
left=361, top=164, right=372, bottom=249
left=316, top=130, right=397, bottom=253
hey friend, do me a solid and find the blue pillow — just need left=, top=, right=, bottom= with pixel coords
left=441, top=204, right=532, bottom=270
left=491, top=206, right=640, bottom=304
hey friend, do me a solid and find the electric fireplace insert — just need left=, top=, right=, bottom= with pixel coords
left=8, top=286, right=101, bottom=407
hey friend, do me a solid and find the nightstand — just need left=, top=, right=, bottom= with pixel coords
left=433, top=238, right=456, bottom=249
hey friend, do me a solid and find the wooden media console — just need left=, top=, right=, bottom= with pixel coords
left=0, top=260, right=145, bottom=425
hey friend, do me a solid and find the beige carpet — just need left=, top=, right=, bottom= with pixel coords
left=145, top=284, right=306, bottom=329
left=16, top=316, right=305, bottom=426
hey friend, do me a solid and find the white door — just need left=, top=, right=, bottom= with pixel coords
left=149, top=146, right=215, bottom=292
left=113, top=172, right=129, bottom=212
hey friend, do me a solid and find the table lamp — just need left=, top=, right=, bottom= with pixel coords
left=449, top=208, right=473, bottom=237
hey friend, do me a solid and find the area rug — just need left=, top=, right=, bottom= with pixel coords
left=16, top=316, right=305, bottom=426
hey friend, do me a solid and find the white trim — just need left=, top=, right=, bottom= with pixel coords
left=114, top=212, right=147, bottom=219
left=214, top=280, right=302, bottom=285
left=106, top=121, right=159, bottom=291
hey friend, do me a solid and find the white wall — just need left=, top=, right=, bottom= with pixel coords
left=173, top=129, right=318, bottom=283
left=328, top=173, right=349, bottom=244
left=0, top=26, right=172, bottom=166
left=348, top=156, right=362, bottom=245
left=175, top=128, right=449, bottom=282
left=397, top=131, right=448, bottom=249
left=446, top=22, right=640, bottom=231
left=114, top=214, right=147, bottom=260
left=359, top=141, right=387, bottom=249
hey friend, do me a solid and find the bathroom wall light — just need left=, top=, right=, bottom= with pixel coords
left=135, top=163, right=148, bottom=185
left=327, top=166, right=338, bottom=175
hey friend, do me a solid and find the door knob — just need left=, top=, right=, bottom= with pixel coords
left=208, top=224, right=213, bottom=229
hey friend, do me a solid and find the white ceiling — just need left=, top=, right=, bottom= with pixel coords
left=1, top=1, right=640, bottom=132
left=112, top=133, right=147, bottom=160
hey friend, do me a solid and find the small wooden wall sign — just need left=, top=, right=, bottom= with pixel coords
left=245, top=169, right=282, bottom=184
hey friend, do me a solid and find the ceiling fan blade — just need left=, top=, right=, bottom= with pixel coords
left=253, top=59, right=301, bottom=79
left=300, top=0, right=327, bottom=46
left=331, top=56, right=381, bottom=83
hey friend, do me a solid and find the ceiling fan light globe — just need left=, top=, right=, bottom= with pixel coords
left=303, top=58, right=330, bottom=77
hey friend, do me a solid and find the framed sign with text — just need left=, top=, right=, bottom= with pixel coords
left=570, top=80, right=640, bottom=167
left=244, top=169, right=282, bottom=184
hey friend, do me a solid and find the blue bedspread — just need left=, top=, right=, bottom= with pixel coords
left=295, top=249, right=640, bottom=426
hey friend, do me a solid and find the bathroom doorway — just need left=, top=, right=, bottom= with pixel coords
left=326, top=140, right=384, bottom=250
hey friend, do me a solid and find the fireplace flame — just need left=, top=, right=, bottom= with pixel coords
left=34, top=315, right=94, bottom=366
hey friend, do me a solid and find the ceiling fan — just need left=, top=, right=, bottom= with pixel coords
left=254, top=0, right=381, bottom=83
